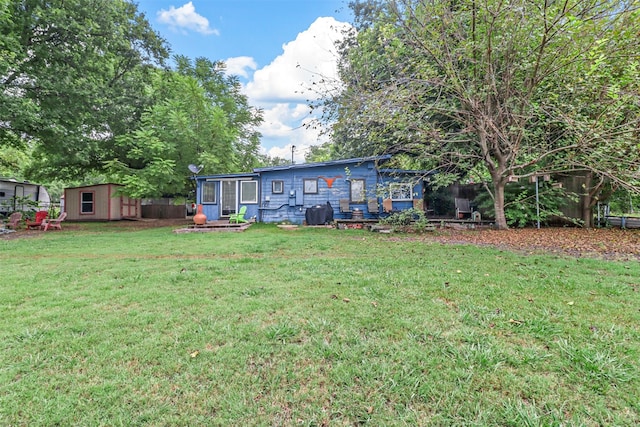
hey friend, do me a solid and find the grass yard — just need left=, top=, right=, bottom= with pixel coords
left=1, top=223, right=639, bottom=426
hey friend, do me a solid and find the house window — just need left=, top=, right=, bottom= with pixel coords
left=202, top=181, right=217, bottom=203
left=80, top=191, right=94, bottom=214
left=240, top=180, right=258, bottom=203
left=303, top=178, right=318, bottom=194
left=272, top=180, right=284, bottom=194
left=390, top=183, right=412, bottom=201
left=350, top=179, right=365, bottom=202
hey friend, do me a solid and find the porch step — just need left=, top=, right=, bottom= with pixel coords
left=174, top=221, right=252, bottom=233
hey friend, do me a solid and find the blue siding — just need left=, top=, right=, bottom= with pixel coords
left=259, top=160, right=381, bottom=224
left=193, top=157, right=428, bottom=224
left=379, top=173, right=425, bottom=212
left=194, top=174, right=260, bottom=222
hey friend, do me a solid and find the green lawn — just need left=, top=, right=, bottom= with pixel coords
left=1, top=224, right=638, bottom=426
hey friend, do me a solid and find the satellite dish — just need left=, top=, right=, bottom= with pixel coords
left=188, top=164, right=203, bottom=174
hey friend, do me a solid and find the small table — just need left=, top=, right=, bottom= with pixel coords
left=351, top=209, right=364, bottom=220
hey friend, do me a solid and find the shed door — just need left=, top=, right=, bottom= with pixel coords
left=121, top=196, right=138, bottom=218
left=221, top=181, right=237, bottom=217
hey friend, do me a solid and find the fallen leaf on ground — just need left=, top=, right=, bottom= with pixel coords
left=423, top=228, right=640, bottom=261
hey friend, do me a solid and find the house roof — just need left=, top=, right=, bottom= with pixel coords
left=193, top=155, right=433, bottom=181
left=252, top=155, right=392, bottom=173
left=379, top=168, right=434, bottom=176
left=64, top=183, right=124, bottom=190
left=194, top=172, right=260, bottom=180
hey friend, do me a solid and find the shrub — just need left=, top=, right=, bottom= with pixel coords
left=474, top=182, right=578, bottom=227
left=380, top=208, right=433, bottom=232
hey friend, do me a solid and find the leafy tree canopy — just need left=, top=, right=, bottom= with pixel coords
left=319, top=0, right=640, bottom=228
left=105, top=57, right=263, bottom=198
left=1, top=0, right=168, bottom=179
left=2, top=2, right=265, bottom=201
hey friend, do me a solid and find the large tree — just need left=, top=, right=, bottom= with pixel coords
left=174, top=56, right=263, bottom=172
left=1, top=0, right=168, bottom=179
left=105, top=58, right=263, bottom=198
left=321, top=0, right=640, bottom=228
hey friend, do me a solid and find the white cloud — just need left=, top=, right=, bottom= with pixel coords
left=261, top=113, right=326, bottom=163
left=245, top=17, right=350, bottom=103
left=157, top=2, right=219, bottom=35
left=264, top=144, right=299, bottom=163
left=265, top=139, right=315, bottom=164
left=242, top=17, right=352, bottom=162
left=259, top=104, right=296, bottom=137
left=224, top=56, right=257, bottom=79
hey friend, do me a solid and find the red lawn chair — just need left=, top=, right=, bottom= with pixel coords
left=26, top=211, right=49, bottom=230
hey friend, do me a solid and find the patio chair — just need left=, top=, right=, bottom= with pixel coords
left=26, top=211, right=49, bottom=230
left=382, top=198, right=393, bottom=213
left=339, top=199, right=352, bottom=218
left=367, top=198, right=380, bottom=217
left=5, top=212, right=22, bottom=229
left=229, top=206, right=248, bottom=224
left=41, top=212, right=67, bottom=231
left=455, top=198, right=472, bottom=219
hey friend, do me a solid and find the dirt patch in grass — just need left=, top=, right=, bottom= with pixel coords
left=1, top=218, right=192, bottom=240
left=4, top=220, right=639, bottom=261
left=101, top=218, right=193, bottom=229
left=425, top=227, right=640, bottom=261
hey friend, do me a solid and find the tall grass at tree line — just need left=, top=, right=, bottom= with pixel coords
left=1, top=223, right=638, bottom=426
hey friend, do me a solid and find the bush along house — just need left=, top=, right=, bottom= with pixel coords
left=193, top=155, right=429, bottom=225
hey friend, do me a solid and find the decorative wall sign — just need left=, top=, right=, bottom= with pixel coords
left=318, top=175, right=342, bottom=188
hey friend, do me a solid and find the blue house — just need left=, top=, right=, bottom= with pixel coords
left=194, top=155, right=428, bottom=225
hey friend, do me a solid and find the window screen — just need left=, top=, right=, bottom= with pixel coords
left=350, top=179, right=365, bottom=202
left=390, top=183, right=412, bottom=201
left=240, top=181, right=258, bottom=203
left=202, top=181, right=216, bottom=203
left=272, top=180, right=284, bottom=194
left=303, top=179, right=318, bottom=194
left=81, top=192, right=94, bottom=214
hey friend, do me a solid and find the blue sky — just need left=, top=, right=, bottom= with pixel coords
left=135, top=0, right=354, bottom=162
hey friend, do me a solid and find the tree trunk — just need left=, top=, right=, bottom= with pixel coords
left=493, top=180, right=508, bottom=229
left=581, top=202, right=592, bottom=228
left=581, top=172, right=594, bottom=228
